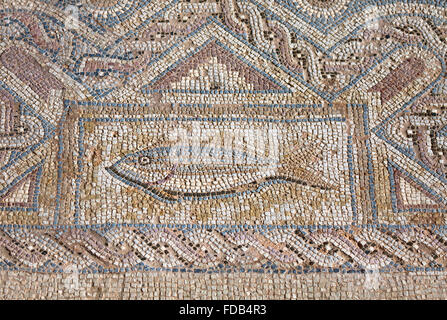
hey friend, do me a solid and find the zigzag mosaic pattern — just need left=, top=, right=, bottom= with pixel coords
left=1, top=0, right=447, bottom=289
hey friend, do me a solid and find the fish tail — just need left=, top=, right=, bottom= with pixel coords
left=278, top=142, right=337, bottom=190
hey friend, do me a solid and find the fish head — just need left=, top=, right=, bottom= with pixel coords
left=106, top=147, right=175, bottom=187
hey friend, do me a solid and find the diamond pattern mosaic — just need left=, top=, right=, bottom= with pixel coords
left=0, top=0, right=447, bottom=299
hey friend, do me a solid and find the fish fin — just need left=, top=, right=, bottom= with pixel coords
left=150, top=187, right=182, bottom=202
left=172, top=182, right=263, bottom=201
left=232, top=180, right=261, bottom=193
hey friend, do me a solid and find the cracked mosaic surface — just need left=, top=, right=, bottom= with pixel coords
left=0, top=0, right=447, bottom=299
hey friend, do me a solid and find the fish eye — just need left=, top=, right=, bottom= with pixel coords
left=138, top=156, right=151, bottom=166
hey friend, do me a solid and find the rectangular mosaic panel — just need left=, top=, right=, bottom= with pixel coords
left=62, top=103, right=354, bottom=226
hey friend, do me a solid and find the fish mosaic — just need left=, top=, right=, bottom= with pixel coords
left=106, top=144, right=336, bottom=202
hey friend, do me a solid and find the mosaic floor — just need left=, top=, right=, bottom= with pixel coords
left=0, top=0, right=447, bottom=300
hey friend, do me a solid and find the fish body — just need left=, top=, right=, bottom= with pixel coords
left=106, top=145, right=335, bottom=201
